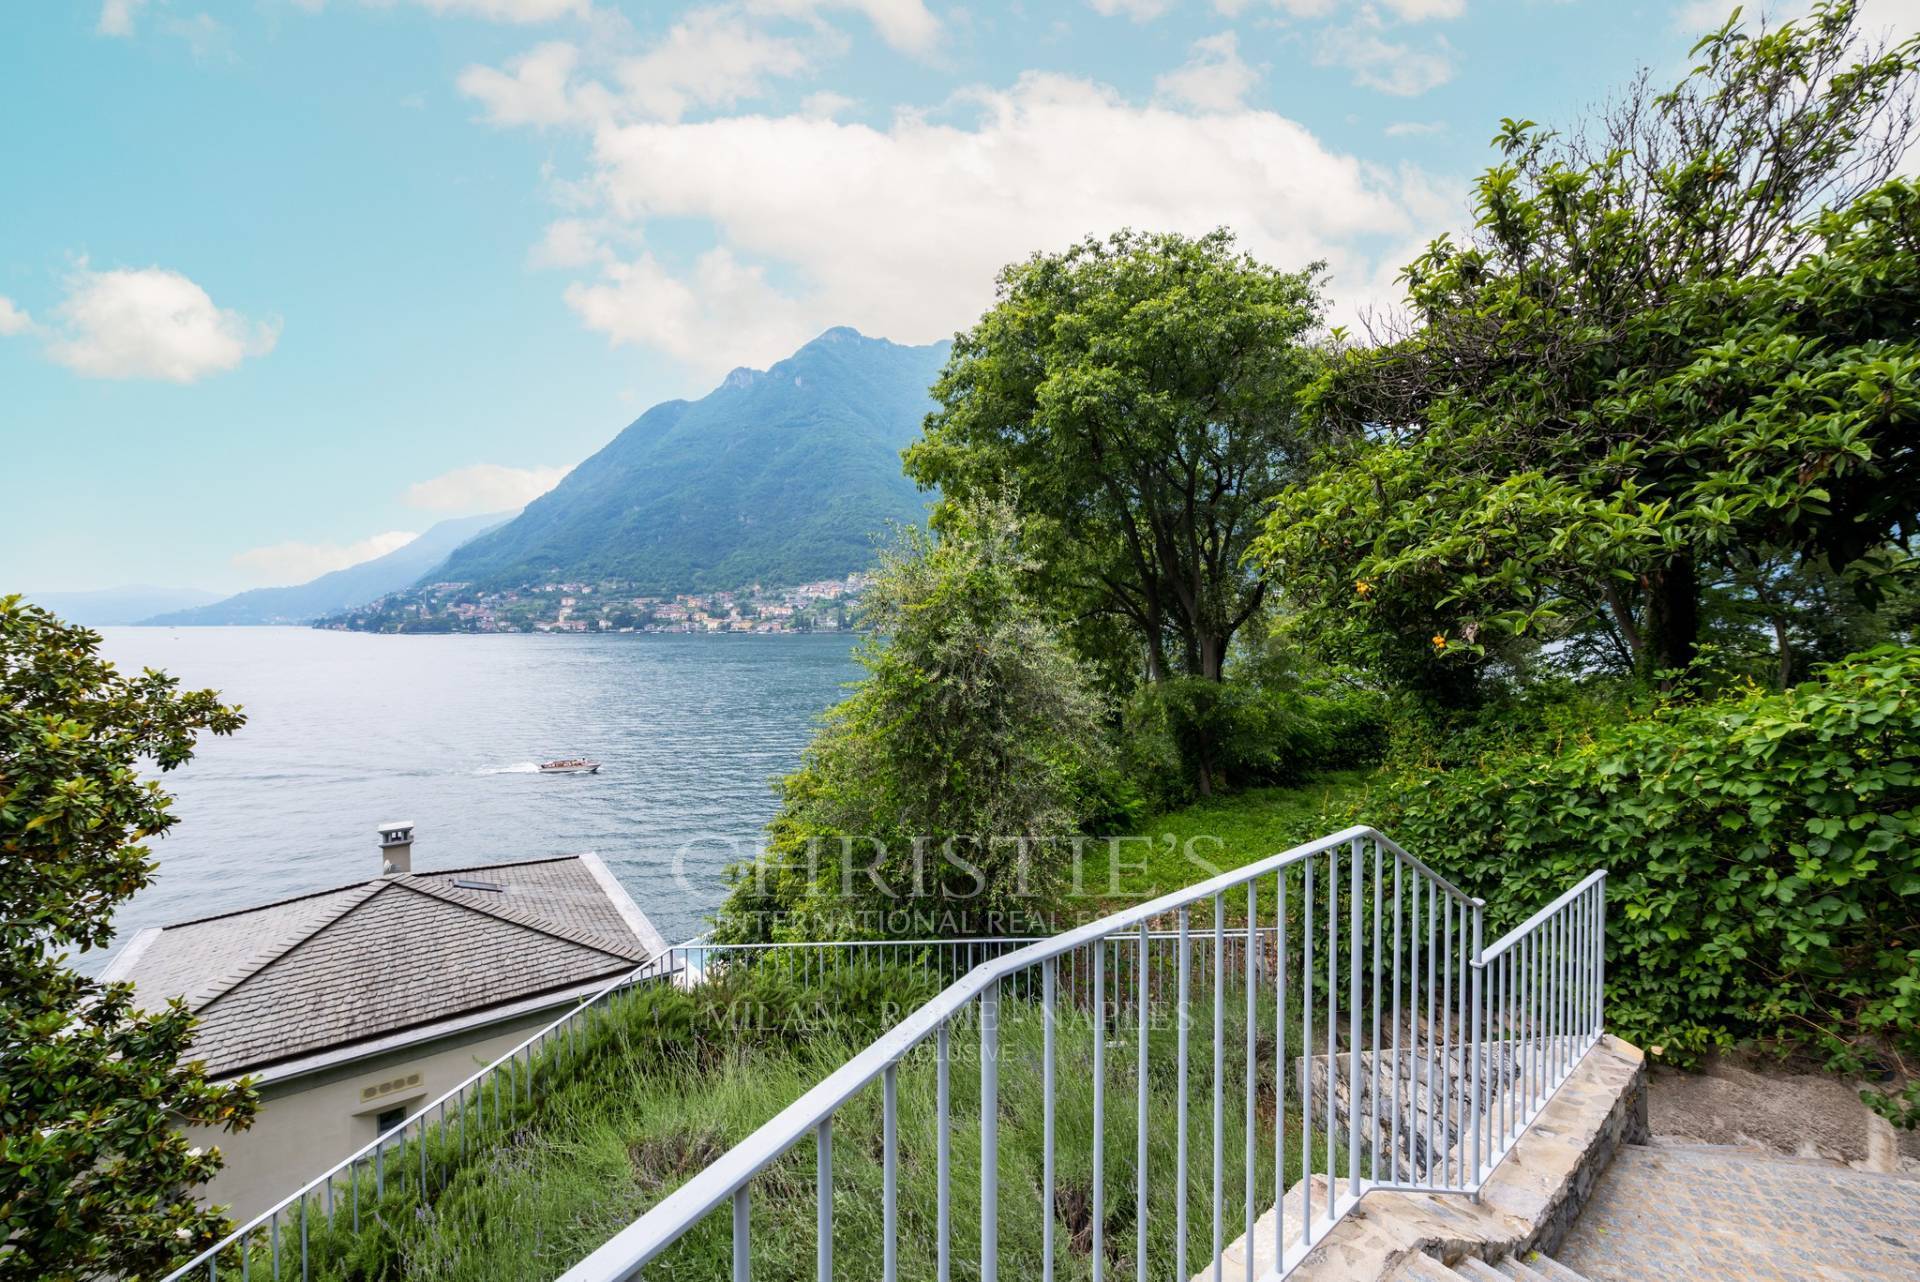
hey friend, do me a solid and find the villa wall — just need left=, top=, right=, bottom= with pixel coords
left=191, top=1005, right=565, bottom=1224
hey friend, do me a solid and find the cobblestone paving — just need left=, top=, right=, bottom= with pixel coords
left=1557, top=1144, right=1920, bottom=1281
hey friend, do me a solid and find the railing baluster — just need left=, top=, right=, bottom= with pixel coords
left=817, top=1119, right=832, bottom=1282
left=883, top=1065, right=898, bottom=1282
left=1093, top=943, right=1105, bottom=1282
left=1390, top=855, right=1403, bottom=1185
left=1370, top=840, right=1382, bottom=1186
left=1347, top=837, right=1362, bottom=1200
left=1407, top=868, right=1421, bottom=1182
left=1138, top=923, right=1150, bottom=1282
left=1043, top=956, right=1057, bottom=1282
left=1244, top=883, right=1257, bottom=1282
left=732, top=1185, right=750, bottom=1282
left=1274, top=869, right=1287, bottom=1266
left=981, top=977, right=999, bottom=1282
left=1301, top=858, right=1314, bottom=1245
left=1326, top=843, right=1337, bottom=1210
left=1469, top=901, right=1484, bottom=1191
left=1177, top=910, right=1192, bottom=1282
left=1439, top=892, right=1452, bottom=1185
left=1213, top=893, right=1225, bottom=1282
left=937, top=1021, right=950, bottom=1282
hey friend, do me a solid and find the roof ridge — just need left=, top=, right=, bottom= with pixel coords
left=152, top=855, right=595, bottom=930
left=181, top=881, right=388, bottom=1011
left=392, top=877, right=644, bottom=962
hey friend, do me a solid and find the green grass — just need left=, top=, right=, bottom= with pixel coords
left=208, top=966, right=1335, bottom=1281
left=1078, top=770, right=1372, bottom=914
left=200, top=777, right=1374, bottom=1281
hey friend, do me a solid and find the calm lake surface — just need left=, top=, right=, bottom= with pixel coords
left=85, top=627, right=860, bottom=968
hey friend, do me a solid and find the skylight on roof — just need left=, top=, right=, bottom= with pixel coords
left=451, top=877, right=505, bottom=893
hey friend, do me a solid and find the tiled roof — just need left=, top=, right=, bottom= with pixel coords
left=109, top=855, right=656, bottom=1078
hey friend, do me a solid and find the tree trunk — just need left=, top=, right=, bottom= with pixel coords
left=1602, top=581, right=1644, bottom=670
left=1771, top=613, right=1794, bottom=690
left=1639, top=555, right=1701, bottom=687
left=1198, top=632, right=1227, bottom=682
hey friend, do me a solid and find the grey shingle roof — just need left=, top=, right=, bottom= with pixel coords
left=111, top=856, right=656, bottom=1078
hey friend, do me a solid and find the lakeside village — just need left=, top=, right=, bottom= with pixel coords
left=316, top=573, right=869, bottom=635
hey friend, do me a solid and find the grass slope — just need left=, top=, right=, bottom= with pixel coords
left=201, top=778, right=1366, bottom=1281
left=1080, top=771, right=1372, bottom=912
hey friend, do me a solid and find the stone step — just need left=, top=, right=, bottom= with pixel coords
left=1386, top=1252, right=1460, bottom=1282
left=1388, top=1250, right=1595, bottom=1282
left=1519, top=1255, right=1593, bottom=1282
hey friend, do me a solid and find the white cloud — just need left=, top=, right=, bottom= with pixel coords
left=801, top=89, right=857, bottom=118
left=615, top=8, right=815, bottom=121
left=0, top=297, right=30, bottom=336
left=45, top=266, right=279, bottom=383
left=487, top=69, right=1458, bottom=372
left=747, top=0, right=941, bottom=55
left=97, top=0, right=148, bottom=36
left=528, top=217, right=614, bottom=268
left=564, top=246, right=816, bottom=373
left=404, top=463, right=569, bottom=512
left=231, top=531, right=419, bottom=586
left=400, top=0, right=589, bottom=20
left=1385, top=119, right=1447, bottom=136
left=1156, top=32, right=1260, bottom=112
left=1377, top=0, right=1464, bottom=18
left=459, top=12, right=816, bottom=127
left=459, top=42, right=603, bottom=126
left=1253, top=0, right=1465, bottom=18
left=1316, top=9, right=1456, bottom=96
left=1090, top=0, right=1176, bottom=20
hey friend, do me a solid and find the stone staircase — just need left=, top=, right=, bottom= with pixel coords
left=1391, top=1250, right=1596, bottom=1282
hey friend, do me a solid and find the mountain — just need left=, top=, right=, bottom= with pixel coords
left=436, top=327, right=949, bottom=592
left=22, top=585, right=222, bottom=626
left=143, top=512, right=513, bottom=626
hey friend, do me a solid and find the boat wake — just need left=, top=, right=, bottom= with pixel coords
left=475, top=761, right=541, bottom=775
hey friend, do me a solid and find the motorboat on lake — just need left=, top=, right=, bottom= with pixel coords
left=538, top=758, right=601, bottom=775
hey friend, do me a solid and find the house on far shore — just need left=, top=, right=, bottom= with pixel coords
left=100, top=824, right=666, bottom=1223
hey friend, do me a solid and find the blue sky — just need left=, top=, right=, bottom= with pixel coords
left=5, top=0, right=1911, bottom=594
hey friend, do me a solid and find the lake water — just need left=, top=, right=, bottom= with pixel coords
left=84, top=627, right=860, bottom=968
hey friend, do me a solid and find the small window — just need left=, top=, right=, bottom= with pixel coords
left=375, top=1105, right=407, bottom=1135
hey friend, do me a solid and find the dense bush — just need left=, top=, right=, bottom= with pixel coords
left=1120, top=678, right=1388, bottom=810
left=1348, top=648, right=1920, bottom=1083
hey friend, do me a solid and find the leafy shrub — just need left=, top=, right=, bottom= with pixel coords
left=1295, top=687, right=1390, bottom=769
left=1350, top=647, right=1920, bottom=1071
left=1123, top=678, right=1388, bottom=807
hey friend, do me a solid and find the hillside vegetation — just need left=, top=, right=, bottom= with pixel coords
left=438, top=329, right=949, bottom=593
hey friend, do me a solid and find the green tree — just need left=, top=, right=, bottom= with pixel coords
left=716, top=503, right=1107, bottom=940
left=906, top=229, right=1326, bottom=693
left=1256, top=2, right=1920, bottom=700
left=0, top=596, right=256, bottom=1281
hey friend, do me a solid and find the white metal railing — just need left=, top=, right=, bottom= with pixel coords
left=163, top=934, right=1034, bottom=1281
left=561, top=827, right=1607, bottom=1282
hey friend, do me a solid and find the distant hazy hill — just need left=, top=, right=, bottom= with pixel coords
left=144, top=512, right=512, bottom=626
left=22, top=585, right=222, bottom=626
left=437, top=327, right=949, bottom=592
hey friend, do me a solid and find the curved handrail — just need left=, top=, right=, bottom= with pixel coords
left=1474, top=870, right=1607, bottom=966
left=564, top=824, right=1472, bottom=1280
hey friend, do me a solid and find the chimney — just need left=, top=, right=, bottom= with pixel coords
left=378, top=821, right=415, bottom=876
